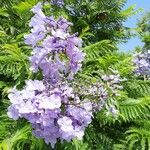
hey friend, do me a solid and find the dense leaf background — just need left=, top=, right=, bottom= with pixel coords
left=0, top=0, right=150, bottom=149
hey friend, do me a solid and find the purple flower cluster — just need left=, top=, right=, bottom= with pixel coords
left=25, top=2, right=84, bottom=83
left=133, top=50, right=150, bottom=76
left=101, top=73, right=126, bottom=116
left=51, top=0, right=64, bottom=7
left=7, top=2, right=89, bottom=148
left=101, top=74, right=124, bottom=96
left=8, top=80, right=92, bottom=148
left=7, top=2, right=125, bottom=148
left=82, top=83, right=108, bottom=111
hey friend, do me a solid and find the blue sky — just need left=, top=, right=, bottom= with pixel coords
left=119, top=0, right=150, bottom=51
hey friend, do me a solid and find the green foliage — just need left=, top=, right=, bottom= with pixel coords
left=125, top=122, right=150, bottom=150
left=0, top=0, right=149, bottom=150
left=123, top=80, right=150, bottom=98
left=0, top=42, right=30, bottom=88
left=0, top=125, right=52, bottom=150
left=63, top=0, right=138, bottom=43
left=83, top=40, right=117, bottom=60
left=137, top=12, right=150, bottom=50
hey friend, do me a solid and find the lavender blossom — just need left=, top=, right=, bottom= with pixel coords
left=24, top=4, right=84, bottom=84
left=7, top=2, right=125, bottom=148
left=101, top=74, right=124, bottom=96
left=133, top=50, right=150, bottom=76
left=7, top=79, right=93, bottom=148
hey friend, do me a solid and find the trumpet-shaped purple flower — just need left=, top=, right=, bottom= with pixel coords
left=7, top=79, right=93, bottom=148
left=24, top=3, right=84, bottom=84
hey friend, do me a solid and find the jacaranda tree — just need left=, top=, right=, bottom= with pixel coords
left=0, top=0, right=150, bottom=150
